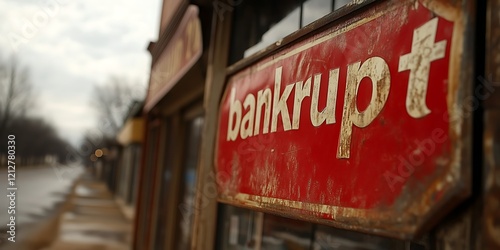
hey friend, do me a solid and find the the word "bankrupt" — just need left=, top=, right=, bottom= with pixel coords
left=225, top=18, right=447, bottom=159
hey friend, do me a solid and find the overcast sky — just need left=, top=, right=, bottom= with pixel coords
left=0, top=0, right=161, bottom=145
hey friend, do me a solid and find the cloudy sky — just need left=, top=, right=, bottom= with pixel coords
left=0, top=0, right=161, bottom=145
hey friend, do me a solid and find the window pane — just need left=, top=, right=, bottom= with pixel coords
left=312, top=225, right=405, bottom=250
left=153, top=120, right=174, bottom=249
left=244, top=6, right=301, bottom=57
left=229, top=0, right=302, bottom=64
left=216, top=206, right=410, bottom=250
left=334, top=0, right=351, bottom=10
left=262, top=214, right=313, bottom=250
left=130, top=144, right=141, bottom=204
left=217, top=205, right=262, bottom=250
left=177, top=116, right=204, bottom=250
left=302, top=0, right=333, bottom=27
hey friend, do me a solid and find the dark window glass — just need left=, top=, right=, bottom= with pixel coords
left=244, top=6, right=301, bottom=57
left=217, top=205, right=409, bottom=250
left=217, top=205, right=262, bottom=250
left=312, top=225, right=405, bottom=250
left=261, top=214, right=313, bottom=250
left=302, top=0, right=334, bottom=27
left=229, top=0, right=354, bottom=64
left=334, top=0, right=351, bottom=10
left=153, top=120, right=175, bottom=250
left=176, top=115, right=204, bottom=250
left=129, top=144, right=141, bottom=205
left=228, top=0, right=302, bottom=64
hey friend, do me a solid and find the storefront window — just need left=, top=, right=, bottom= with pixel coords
left=312, top=225, right=404, bottom=250
left=302, top=0, right=334, bottom=26
left=153, top=120, right=175, bottom=250
left=229, top=0, right=353, bottom=64
left=243, top=5, right=301, bottom=57
left=217, top=205, right=262, bottom=250
left=217, top=205, right=314, bottom=250
left=334, top=0, right=351, bottom=10
left=217, top=205, right=407, bottom=250
left=177, top=115, right=204, bottom=250
left=129, top=144, right=141, bottom=205
left=228, top=0, right=301, bottom=64
left=261, top=214, right=313, bottom=249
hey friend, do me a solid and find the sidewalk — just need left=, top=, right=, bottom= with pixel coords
left=44, top=173, right=133, bottom=250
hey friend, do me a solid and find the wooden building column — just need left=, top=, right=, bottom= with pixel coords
left=191, top=3, right=232, bottom=250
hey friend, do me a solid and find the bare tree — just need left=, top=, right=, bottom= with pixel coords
left=0, top=56, right=70, bottom=167
left=91, top=76, right=145, bottom=136
left=0, top=56, right=35, bottom=138
left=7, top=116, right=70, bottom=165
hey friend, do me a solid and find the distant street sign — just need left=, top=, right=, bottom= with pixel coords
left=216, top=0, right=473, bottom=239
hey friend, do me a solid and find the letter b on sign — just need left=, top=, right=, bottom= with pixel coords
left=227, top=88, right=242, bottom=141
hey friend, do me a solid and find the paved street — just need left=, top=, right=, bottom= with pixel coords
left=46, top=174, right=132, bottom=250
left=0, top=166, right=132, bottom=250
left=0, top=164, right=83, bottom=247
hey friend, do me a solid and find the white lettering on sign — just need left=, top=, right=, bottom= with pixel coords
left=292, top=76, right=311, bottom=130
left=255, top=89, right=272, bottom=135
left=310, top=69, right=339, bottom=127
left=337, top=57, right=391, bottom=158
left=271, top=67, right=294, bottom=133
left=227, top=88, right=241, bottom=141
left=225, top=18, right=447, bottom=159
left=399, top=17, right=447, bottom=118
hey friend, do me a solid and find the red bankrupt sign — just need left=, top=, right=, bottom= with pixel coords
left=216, top=0, right=473, bottom=238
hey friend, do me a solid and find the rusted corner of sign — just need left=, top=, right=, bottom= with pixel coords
left=378, top=0, right=475, bottom=240
left=484, top=111, right=500, bottom=248
left=483, top=0, right=500, bottom=247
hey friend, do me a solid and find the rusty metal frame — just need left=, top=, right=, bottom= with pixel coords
left=481, top=0, right=500, bottom=248
left=216, top=0, right=476, bottom=240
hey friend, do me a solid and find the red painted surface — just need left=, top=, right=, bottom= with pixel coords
left=216, top=2, right=457, bottom=213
